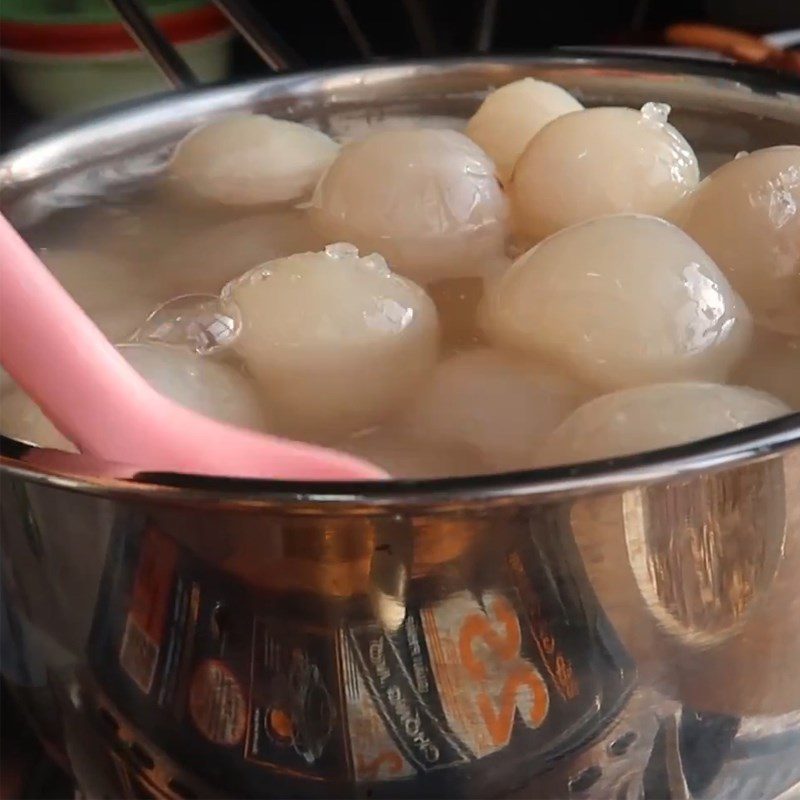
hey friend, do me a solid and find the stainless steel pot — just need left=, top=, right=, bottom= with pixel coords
left=1, top=56, right=800, bottom=799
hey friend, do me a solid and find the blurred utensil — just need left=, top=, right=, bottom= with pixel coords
left=666, top=23, right=800, bottom=75
left=211, top=0, right=301, bottom=71
left=105, top=0, right=199, bottom=88
left=331, top=0, right=374, bottom=60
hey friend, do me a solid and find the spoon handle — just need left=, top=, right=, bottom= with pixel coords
left=0, top=213, right=168, bottom=458
left=0, top=214, right=386, bottom=480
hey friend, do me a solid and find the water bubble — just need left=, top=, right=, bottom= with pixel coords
left=131, top=294, right=241, bottom=356
left=640, top=101, right=671, bottom=124
left=735, top=150, right=750, bottom=160
left=360, top=252, right=390, bottom=274
left=324, top=242, right=360, bottom=258
left=324, top=242, right=390, bottom=274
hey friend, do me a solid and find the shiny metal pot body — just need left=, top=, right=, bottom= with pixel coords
left=1, top=57, right=799, bottom=799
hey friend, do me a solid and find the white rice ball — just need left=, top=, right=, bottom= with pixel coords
left=0, top=344, right=269, bottom=451
left=466, top=77, right=583, bottom=184
left=731, top=330, right=800, bottom=410
left=169, top=114, right=339, bottom=205
left=222, top=243, right=439, bottom=439
left=117, top=344, right=270, bottom=431
left=341, top=427, right=487, bottom=479
left=41, top=248, right=158, bottom=343
left=160, top=209, right=325, bottom=295
left=401, top=348, right=586, bottom=471
left=482, top=214, right=751, bottom=389
left=671, top=146, right=800, bottom=336
left=0, top=390, right=77, bottom=451
left=309, top=129, right=508, bottom=284
left=537, top=382, right=790, bottom=466
left=510, top=103, right=699, bottom=243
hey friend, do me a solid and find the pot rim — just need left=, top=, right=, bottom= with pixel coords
left=2, top=414, right=799, bottom=509
left=1, top=53, right=799, bottom=509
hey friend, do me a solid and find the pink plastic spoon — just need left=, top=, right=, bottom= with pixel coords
left=0, top=214, right=387, bottom=481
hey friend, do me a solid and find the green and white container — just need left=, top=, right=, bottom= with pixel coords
left=1, top=0, right=233, bottom=117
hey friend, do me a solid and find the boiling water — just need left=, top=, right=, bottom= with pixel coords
left=2, top=92, right=798, bottom=477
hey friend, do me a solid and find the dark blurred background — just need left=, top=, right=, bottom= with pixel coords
left=2, top=0, right=799, bottom=151
left=237, top=0, right=798, bottom=63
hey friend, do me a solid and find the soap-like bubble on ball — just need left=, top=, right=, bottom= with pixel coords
left=482, top=214, right=752, bottom=389
left=537, top=382, right=790, bottom=466
left=670, top=146, right=800, bottom=336
left=221, top=243, right=439, bottom=439
left=309, top=128, right=508, bottom=284
left=466, top=77, right=583, bottom=184
left=132, top=294, right=242, bottom=356
left=169, top=113, right=339, bottom=205
left=510, top=103, right=699, bottom=243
